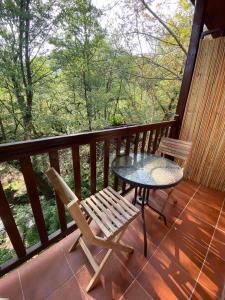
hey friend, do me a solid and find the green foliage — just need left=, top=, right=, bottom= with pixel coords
left=0, top=0, right=193, bottom=265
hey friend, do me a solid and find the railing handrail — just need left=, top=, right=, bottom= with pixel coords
left=0, top=120, right=176, bottom=162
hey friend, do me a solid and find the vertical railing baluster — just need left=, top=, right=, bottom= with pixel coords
left=0, top=181, right=26, bottom=258
left=90, top=141, right=97, bottom=194
left=72, top=145, right=82, bottom=200
left=103, top=140, right=110, bottom=188
left=141, top=131, right=147, bottom=153
left=165, top=126, right=169, bottom=137
left=122, top=135, right=131, bottom=193
left=159, top=127, right=165, bottom=143
left=153, top=128, right=160, bottom=153
left=134, top=133, right=140, bottom=154
left=114, top=137, right=121, bottom=191
left=49, top=150, right=67, bottom=231
left=20, top=156, right=48, bottom=243
left=147, top=130, right=153, bottom=153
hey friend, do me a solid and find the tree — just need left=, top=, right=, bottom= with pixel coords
left=0, top=0, right=54, bottom=140
left=51, top=0, right=105, bottom=130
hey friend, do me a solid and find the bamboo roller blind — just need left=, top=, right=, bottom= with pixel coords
left=180, top=37, right=225, bottom=192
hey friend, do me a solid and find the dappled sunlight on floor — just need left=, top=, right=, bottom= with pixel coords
left=0, top=180, right=224, bottom=300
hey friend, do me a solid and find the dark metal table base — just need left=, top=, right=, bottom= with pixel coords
left=132, top=193, right=167, bottom=257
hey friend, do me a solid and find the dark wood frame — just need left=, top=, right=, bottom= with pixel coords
left=175, top=0, right=208, bottom=137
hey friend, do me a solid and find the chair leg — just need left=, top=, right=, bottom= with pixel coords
left=69, top=217, right=92, bottom=252
left=160, top=188, right=174, bottom=217
left=92, top=236, right=134, bottom=254
left=69, top=231, right=82, bottom=252
left=86, top=227, right=130, bottom=292
left=86, top=248, right=113, bottom=292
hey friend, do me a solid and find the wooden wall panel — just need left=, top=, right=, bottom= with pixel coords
left=180, top=37, right=225, bottom=191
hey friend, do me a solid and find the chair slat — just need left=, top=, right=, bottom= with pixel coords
left=91, top=195, right=122, bottom=228
left=82, top=200, right=112, bottom=237
left=95, top=193, right=127, bottom=223
left=89, top=196, right=117, bottom=232
left=107, top=187, right=139, bottom=213
left=158, top=137, right=192, bottom=160
left=103, top=189, right=135, bottom=217
left=99, top=190, right=131, bottom=220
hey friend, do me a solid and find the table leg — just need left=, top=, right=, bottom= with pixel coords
left=141, top=196, right=147, bottom=257
left=146, top=202, right=167, bottom=226
left=132, top=187, right=138, bottom=205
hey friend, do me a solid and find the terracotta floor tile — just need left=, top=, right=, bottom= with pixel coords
left=19, top=243, right=73, bottom=300
left=198, top=251, right=225, bottom=299
left=168, top=189, right=191, bottom=210
left=192, top=187, right=224, bottom=211
left=146, top=192, right=182, bottom=225
left=187, top=200, right=220, bottom=227
left=46, top=276, right=87, bottom=300
left=60, top=229, right=103, bottom=274
left=174, top=211, right=214, bottom=248
left=120, top=280, right=152, bottom=300
left=210, top=229, right=225, bottom=260
left=115, top=224, right=156, bottom=277
left=162, top=202, right=183, bottom=225
left=217, top=211, right=225, bottom=232
left=191, top=283, right=219, bottom=300
left=137, top=248, right=195, bottom=300
left=175, top=180, right=199, bottom=197
left=159, top=228, right=208, bottom=280
left=0, top=270, right=23, bottom=300
left=131, top=208, right=170, bottom=247
left=76, top=252, right=134, bottom=300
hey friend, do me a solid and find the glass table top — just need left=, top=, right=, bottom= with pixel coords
left=111, top=153, right=183, bottom=189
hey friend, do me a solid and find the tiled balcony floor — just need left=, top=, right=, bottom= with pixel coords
left=0, top=181, right=224, bottom=300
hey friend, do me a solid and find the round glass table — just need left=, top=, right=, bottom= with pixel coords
left=111, top=152, right=183, bottom=256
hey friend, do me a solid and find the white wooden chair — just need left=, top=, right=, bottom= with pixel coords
left=156, top=137, right=193, bottom=210
left=46, top=168, right=140, bottom=292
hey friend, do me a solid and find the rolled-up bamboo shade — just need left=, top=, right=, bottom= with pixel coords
left=180, top=37, right=225, bottom=192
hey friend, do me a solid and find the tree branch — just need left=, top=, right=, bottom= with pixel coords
left=140, top=0, right=187, bottom=56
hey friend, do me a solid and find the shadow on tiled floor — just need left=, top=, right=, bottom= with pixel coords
left=0, top=180, right=224, bottom=300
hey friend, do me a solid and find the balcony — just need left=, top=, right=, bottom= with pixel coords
left=0, top=0, right=225, bottom=298
left=0, top=120, right=224, bottom=299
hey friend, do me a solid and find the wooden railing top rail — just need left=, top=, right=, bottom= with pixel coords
left=0, top=120, right=176, bottom=162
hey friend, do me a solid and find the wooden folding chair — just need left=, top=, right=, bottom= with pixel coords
left=156, top=137, right=193, bottom=210
left=46, top=168, right=140, bottom=292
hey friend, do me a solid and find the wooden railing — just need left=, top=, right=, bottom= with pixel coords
left=0, top=120, right=177, bottom=275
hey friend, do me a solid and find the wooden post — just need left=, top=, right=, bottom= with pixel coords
left=175, top=0, right=207, bottom=137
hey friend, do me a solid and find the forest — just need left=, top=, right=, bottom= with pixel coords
left=0, top=0, right=193, bottom=265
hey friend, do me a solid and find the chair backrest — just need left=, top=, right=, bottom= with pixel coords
left=158, top=137, right=192, bottom=166
left=46, top=168, right=94, bottom=240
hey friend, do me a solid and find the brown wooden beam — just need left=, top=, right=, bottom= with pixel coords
left=0, top=120, right=176, bottom=162
left=175, top=0, right=207, bottom=137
